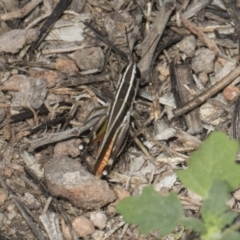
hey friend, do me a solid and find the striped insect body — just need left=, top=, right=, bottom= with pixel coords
left=93, top=62, right=140, bottom=177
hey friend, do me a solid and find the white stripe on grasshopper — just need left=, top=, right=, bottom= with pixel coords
left=96, top=63, right=138, bottom=159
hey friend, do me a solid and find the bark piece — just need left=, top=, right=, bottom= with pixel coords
left=0, top=28, right=37, bottom=53
left=232, top=96, right=240, bottom=141
left=170, top=60, right=203, bottom=134
left=39, top=212, right=64, bottom=240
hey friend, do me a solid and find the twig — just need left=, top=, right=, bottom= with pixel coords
left=41, top=44, right=92, bottom=55
left=26, top=0, right=52, bottom=29
left=181, top=0, right=212, bottom=19
left=0, top=0, right=43, bottom=21
left=0, top=174, right=47, bottom=240
left=137, top=0, right=176, bottom=81
left=83, top=22, right=128, bottom=62
left=182, top=18, right=232, bottom=61
left=222, top=0, right=240, bottom=55
left=173, top=66, right=240, bottom=116
left=29, top=0, right=72, bottom=55
left=129, top=128, right=156, bottom=164
left=170, top=59, right=203, bottom=134
left=103, top=221, right=125, bottom=239
left=28, top=117, right=99, bottom=151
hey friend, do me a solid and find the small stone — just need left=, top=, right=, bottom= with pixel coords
left=198, top=72, right=208, bottom=85
left=223, top=85, right=240, bottom=101
left=70, top=47, right=104, bottom=72
left=55, top=58, right=78, bottom=74
left=104, top=11, right=134, bottom=39
left=44, top=156, right=116, bottom=209
left=72, top=216, right=95, bottom=238
left=54, top=139, right=81, bottom=158
left=199, top=102, right=224, bottom=125
left=157, top=62, right=169, bottom=78
left=90, top=212, right=107, bottom=230
left=0, top=28, right=37, bottom=54
left=30, top=69, right=58, bottom=88
left=192, top=48, right=215, bottom=74
left=6, top=204, right=17, bottom=220
left=21, top=192, right=41, bottom=210
left=4, top=167, right=13, bottom=178
left=91, top=230, right=105, bottom=240
left=113, top=187, right=130, bottom=201
left=0, top=188, right=8, bottom=205
left=179, top=35, right=196, bottom=57
left=106, top=204, right=116, bottom=214
left=4, top=75, right=47, bottom=109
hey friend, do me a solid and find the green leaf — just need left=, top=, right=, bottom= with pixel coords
left=177, top=131, right=239, bottom=198
left=202, top=229, right=240, bottom=240
left=116, top=186, right=183, bottom=235
left=201, top=180, right=238, bottom=240
left=220, top=230, right=240, bottom=240
left=179, top=216, right=206, bottom=233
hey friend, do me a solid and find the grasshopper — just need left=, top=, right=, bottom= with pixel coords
left=82, top=22, right=182, bottom=177
left=82, top=23, right=141, bottom=177
left=93, top=63, right=141, bottom=177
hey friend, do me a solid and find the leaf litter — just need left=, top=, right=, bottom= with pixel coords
left=0, top=0, right=240, bottom=239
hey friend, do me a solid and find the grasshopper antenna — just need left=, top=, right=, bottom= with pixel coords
left=125, top=26, right=134, bottom=63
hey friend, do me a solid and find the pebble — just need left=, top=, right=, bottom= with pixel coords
left=4, top=167, right=13, bottom=178
left=55, top=57, right=79, bottom=74
left=72, top=216, right=95, bottom=238
left=70, top=47, right=104, bottom=72
left=104, top=11, right=134, bottom=40
left=44, top=156, right=116, bottom=209
left=54, top=139, right=81, bottom=158
left=223, top=85, right=240, bottom=101
left=4, top=75, right=47, bottom=109
left=179, top=35, right=196, bottom=57
left=21, top=192, right=41, bottom=210
left=191, top=48, right=215, bottom=74
left=6, top=204, right=17, bottom=221
left=198, top=72, right=208, bottom=85
left=113, top=187, right=130, bottom=201
left=30, top=69, right=58, bottom=88
left=90, top=211, right=107, bottom=230
left=91, top=230, right=105, bottom=240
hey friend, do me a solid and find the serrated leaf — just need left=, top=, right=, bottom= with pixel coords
left=116, top=186, right=183, bottom=235
left=179, top=216, right=206, bottom=233
left=201, top=180, right=237, bottom=239
left=177, top=132, right=239, bottom=198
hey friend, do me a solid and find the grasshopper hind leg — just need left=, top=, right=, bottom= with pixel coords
left=103, top=118, right=130, bottom=176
